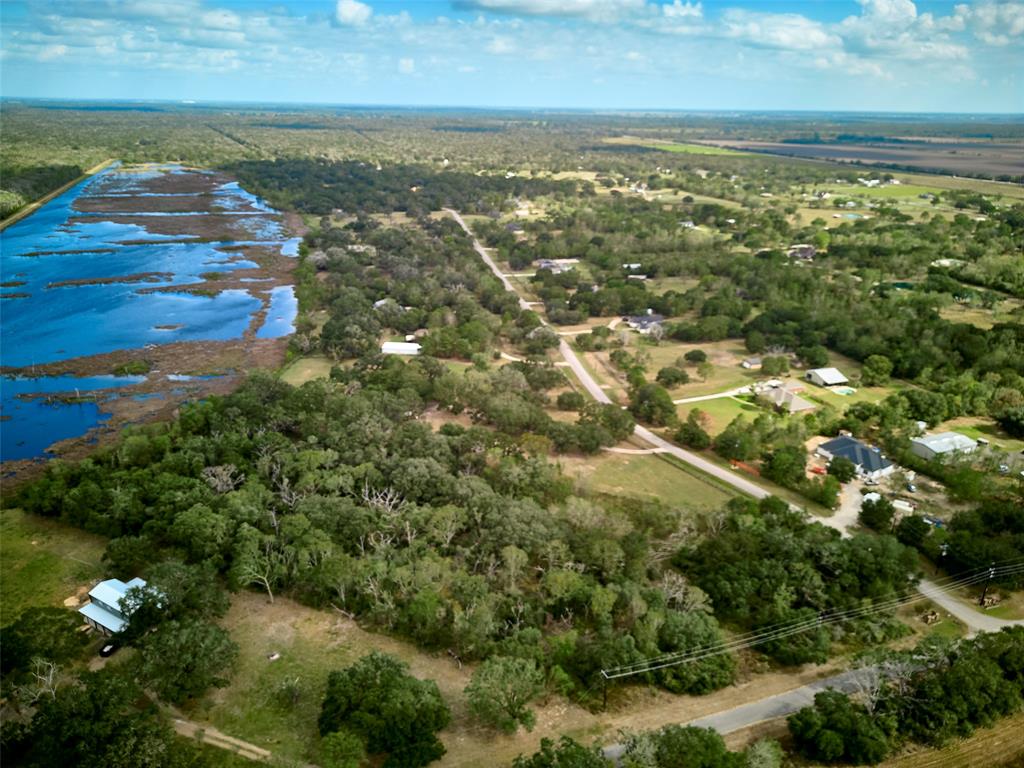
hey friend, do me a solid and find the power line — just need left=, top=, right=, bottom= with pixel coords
left=601, top=561, right=1024, bottom=680
left=606, top=567, right=1005, bottom=676
left=605, top=564, right=1024, bottom=678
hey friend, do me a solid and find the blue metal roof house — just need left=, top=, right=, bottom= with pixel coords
left=78, top=578, right=146, bottom=635
left=816, top=435, right=895, bottom=481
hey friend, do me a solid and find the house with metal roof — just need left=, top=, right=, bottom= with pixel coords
left=816, top=435, right=895, bottom=481
left=381, top=341, right=422, bottom=356
left=78, top=577, right=146, bottom=636
left=910, top=432, right=978, bottom=462
left=764, top=385, right=816, bottom=414
left=805, top=367, right=849, bottom=387
left=625, top=312, right=665, bottom=335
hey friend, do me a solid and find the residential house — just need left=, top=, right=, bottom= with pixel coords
left=787, top=244, right=817, bottom=261
left=764, top=385, right=816, bottom=414
left=536, top=259, right=572, bottom=275
left=741, top=357, right=763, bottom=370
left=816, top=435, right=895, bottom=481
left=381, top=341, right=422, bottom=356
left=625, top=312, right=665, bottom=335
left=79, top=578, right=147, bottom=635
left=910, top=432, right=978, bottom=462
left=805, top=367, right=849, bottom=387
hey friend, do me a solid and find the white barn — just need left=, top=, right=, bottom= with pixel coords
left=805, top=367, right=849, bottom=387
left=381, top=341, right=422, bottom=356
left=910, top=432, right=978, bottom=461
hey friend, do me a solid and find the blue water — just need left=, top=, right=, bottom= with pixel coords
left=0, top=163, right=298, bottom=460
left=1, top=375, right=145, bottom=461
left=257, top=287, right=298, bottom=339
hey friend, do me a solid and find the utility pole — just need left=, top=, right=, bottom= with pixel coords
left=601, top=670, right=608, bottom=711
left=979, top=562, right=996, bottom=606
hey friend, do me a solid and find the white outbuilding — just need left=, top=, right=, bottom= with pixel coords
left=910, top=432, right=978, bottom=462
left=381, top=341, right=422, bottom=356
left=805, top=367, right=849, bottom=387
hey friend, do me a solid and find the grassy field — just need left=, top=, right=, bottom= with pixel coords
left=681, top=396, right=762, bottom=435
left=646, top=275, right=700, bottom=293
left=640, top=339, right=758, bottom=398
left=0, top=508, right=106, bottom=624
left=646, top=188, right=745, bottom=209
left=603, top=137, right=750, bottom=156
left=877, top=713, right=1024, bottom=768
left=559, top=450, right=736, bottom=509
left=279, top=354, right=334, bottom=386
left=940, top=416, right=1024, bottom=453
left=939, top=301, right=1024, bottom=331
left=195, top=591, right=611, bottom=768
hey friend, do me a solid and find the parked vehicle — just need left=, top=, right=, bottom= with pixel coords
left=99, top=643, right=117, bottom=658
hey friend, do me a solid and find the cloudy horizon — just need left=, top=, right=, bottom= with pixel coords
left=1, top=0, right=1022, bottom=113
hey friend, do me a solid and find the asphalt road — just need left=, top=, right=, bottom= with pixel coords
left=918, top=578, right=1024, bottom=635
left=602, top=669, right=861, bottom=760
left=446, top=208, right=774, bottom=502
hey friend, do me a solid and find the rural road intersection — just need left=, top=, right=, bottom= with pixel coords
left=446, top=208, right=774, bottom=502
left=448, top=208, right=1024, bottom=747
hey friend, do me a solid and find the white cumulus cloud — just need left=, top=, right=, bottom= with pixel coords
left=337, top=0, right=372, bottom=27
left=455, top=0, right=645, bottom=21
left=722, top=9, right=840, bottom=51
left=662, top=1, right=702, bottom=19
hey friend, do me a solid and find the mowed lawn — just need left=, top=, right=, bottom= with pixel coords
left=279, top=354, right=334, bottom=386
left=640, top=339, right=758, bottom=398
left=679, top=396, right=762, bottom=436
left=0, top=508, right=106, bottom=624
left=559, top=451, right=735, bottom=509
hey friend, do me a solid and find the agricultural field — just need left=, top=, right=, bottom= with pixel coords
left=603, top=137, right=751, bottom=156
left=700, top=139, right=1024, bottom=179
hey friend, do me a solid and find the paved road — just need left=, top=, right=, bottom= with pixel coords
left=602, top=670, right=861, bottom=760
left=447, top=207, right=776, bottom=503
left=918, top=579, right=1024, bottom=636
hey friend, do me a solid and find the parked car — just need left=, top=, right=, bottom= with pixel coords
left=906, top=483, right=917, bottom=493
left=998, top=464, right=1010, bottom=474
left=99, top=643, right=118, bottom=658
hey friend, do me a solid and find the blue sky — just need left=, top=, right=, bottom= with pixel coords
left=1, top=0, right=1021, bottom=112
